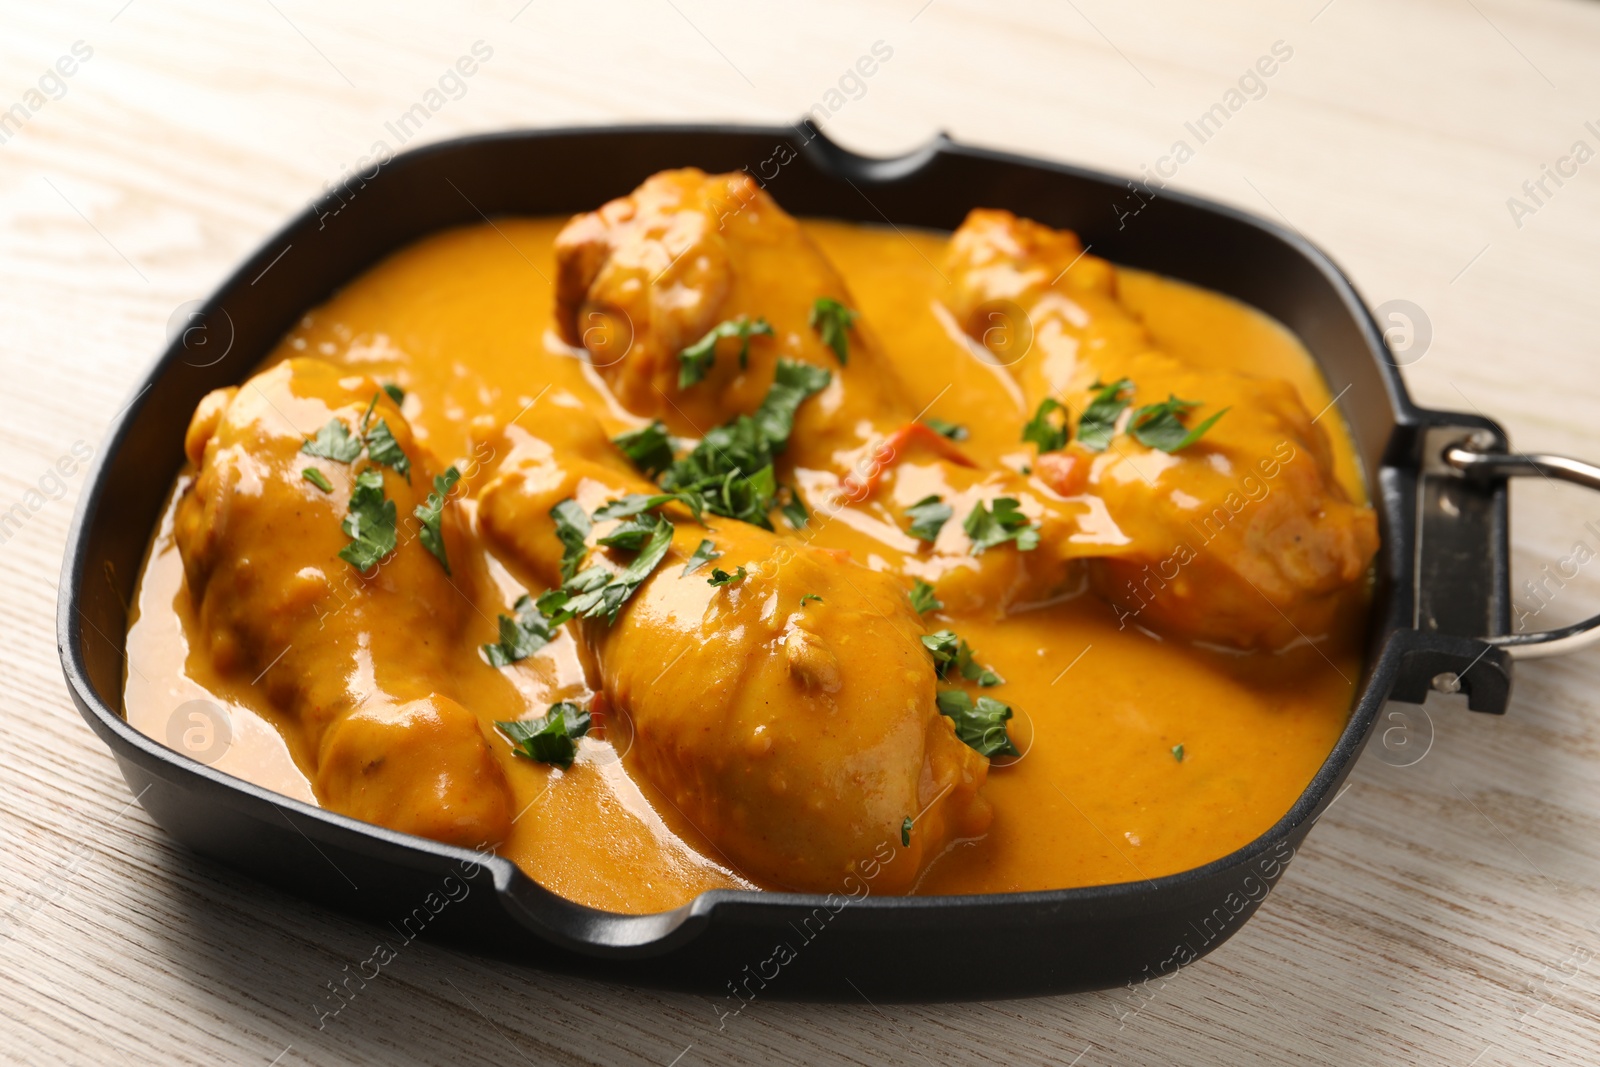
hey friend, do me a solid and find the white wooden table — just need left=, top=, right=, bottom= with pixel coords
left=4, top=1, right=1600, bottom=1063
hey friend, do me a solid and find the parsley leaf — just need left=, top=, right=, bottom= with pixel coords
left=414, top=465, right=460, bottom=574
left=612, top=421, right=674, bottom=478
left=1172, top=743, right=1185, bottom=762
left=901, top=815, right=913, bottom=846
left=963, top=497, right=1040, bottom=553
left=909, top=579, right=943, bottom=615
left=921, top=629, right=1004, bottom=687
left=678, top=316, right=774, bottom=388
left=302, top=467, right=333, bottom=493
left=1077, top=378, right=1133, bottom=452
left=800, top=593, right=823, bottom=606
left=682, top=538, right=721, bottom=576
left=779, top=486, right=808, bottom=530
left=381, top=382, right=406, bottom=406
left=707, top=566, right=746, bottom=587
left=922, top=417, right=968, bottom=442
left=656, top=359, right=829, bottom=529
left=1022, top=398, right=1069, bottom=453
left=936, top=690, right=1020, bottom=758
left=496, top=702, right=591, bottom=769
left=337, top=468, right=397, bottom=573
left=1129, top=395, right=1229, bottom=453
left=550, top=499, right=593, bottom=582
left=362, top=418, right=410, bottom=482
left=482, top=593, right=556, bottom=667
left=302, top=419, right=363, bottom=463
left=808, top=297, right=858, bottom=366
left=592, top=491, right=703, bottom=524
left=597, top=514, right=660, bottom=552
left=541, top=514, right=674, bottom=626
left=905, top=494, right=953, bottom=542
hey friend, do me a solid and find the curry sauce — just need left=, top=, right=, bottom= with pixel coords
left=124, top=179, right=1371, bottom=914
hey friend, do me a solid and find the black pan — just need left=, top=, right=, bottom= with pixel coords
left=56, top=123, right=1600, bottom=1002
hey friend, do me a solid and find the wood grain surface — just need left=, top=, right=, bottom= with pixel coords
left=4, top=1, right=1600, bottom=1064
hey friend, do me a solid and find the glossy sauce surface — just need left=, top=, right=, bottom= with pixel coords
left=125, top=217, right=1368, bottom=911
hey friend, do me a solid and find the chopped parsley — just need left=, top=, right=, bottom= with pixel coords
left=1021, top=398, right=1069, bottom=453
left=800, top=593, right=823, bottom=606
left=778, top=486, right=808, bottom=530
left=1076, top=378, right=1132, bottom=452
left=337, top=468, right=397, bottom=574
left=482, top=594, right=556, bottom=667
left=936, top=690, right=1020, bottom=759
left=539, top=511, right=674, bottom=626
left=414, top=465, right=461, bottom=574
left=921, top=630, right=1003, bottom=687
left=550, top=499, right=593, bottom=582
left=1172, top=744, right=1185, bottom=762
left=909, top=579, right=943, bottom=615
left=302, top=467, right=333, bottom=493
left=963, top=497, right=1039, bottom=553
left=678, top=316, right=774, bottom=388
left=809, top=297, right=858, bottom=366
left=381, top=382, right=406, bottom=405
left=901, top=815, right=913, bottom=847
left=905, top=494, right=953, bottom=543
left=682, top=538, right=721, bottom=576
left=496, top=702, right=591, bottom=769
left=362, top=419, right=410, bottom=481
left=611, top=421, right=674, bottom=478
left=1129, top=395, right=1229, bottom=453
left=922, top=417, right=968, bottom=442
left=592, top=491, right=703, bottom=524
left=707, top=566, right=746, bottom=587
left=647, top=358, right=830, bottom=529
left=301, top=419, right=363, bottom=463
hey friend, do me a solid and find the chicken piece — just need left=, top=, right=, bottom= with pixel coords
left=555, top=169, right=1100, bottom=614
left=943, top=209, right=1379, bottom=649
left=476, top=398, right=992, bottom=894
left=175, top=358, right=513, bottom=848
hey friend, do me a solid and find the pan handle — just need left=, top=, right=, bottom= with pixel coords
left=1439, top=432, right=1600, bottom=659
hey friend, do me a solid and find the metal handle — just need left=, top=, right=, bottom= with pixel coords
left=1442, top=434, right=1600, bottom=659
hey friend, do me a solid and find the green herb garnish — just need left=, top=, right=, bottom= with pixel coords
left=800, top=593, right=823, bottom=606
left=482, top=593, right=556, bottom=667
left=909, top=579, right=943, bottom=615
left=922, top=417, right=968, bottom=442
left=496, top=702, right=591, bottom=768
left=1129, top=395, right=1229, bottom=453
left=921, top=630, right=1003, bottom=687
left=779, top=486, right=808, bottom=530
left=612, top=421, right=674, bottom=478
left=707, top=566, right=746, bottom=587
left=1077, top=378, right=1133, bottom=452
left=651, top=359, right=830, bottom=529
left=539, top=512, right=674, bottom=626
left=302, top=467, right=333, bottom=493
left=678, top=316, right=774, bottom=388
left=809, top=297, right=858, bottom=366
left=1172, top=744, right=1185, bottom=762
left=550, top=499, right=593, bottom=583
left=901, top=816, right=913, bottom=846
left=963, top=497, right=1039, bottom=553
left=936, top=690, right=1020, bottom=758
left=905, top=494, right=953, bottom=543
left=414, top=465, right=460, bottom=574
left=682, top=538, right=721, bottom=576
left=337, top=468, right=397, bottom=574
left=301, top=419, right=363, bottom=463
left=1022, top=398, right=1069, bottom=453
left=362, top=419, right=410, bottom=481
left=381, top=383, right=406, bottom=406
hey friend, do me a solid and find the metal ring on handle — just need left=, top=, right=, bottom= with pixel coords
left=1443, top=439, right=1600, bottom=659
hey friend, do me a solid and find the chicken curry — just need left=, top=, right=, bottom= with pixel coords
left=124, top=170, right=1377, bottom=913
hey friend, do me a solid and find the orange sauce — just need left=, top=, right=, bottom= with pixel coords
left=125, top=218, right=1367, bottom=911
